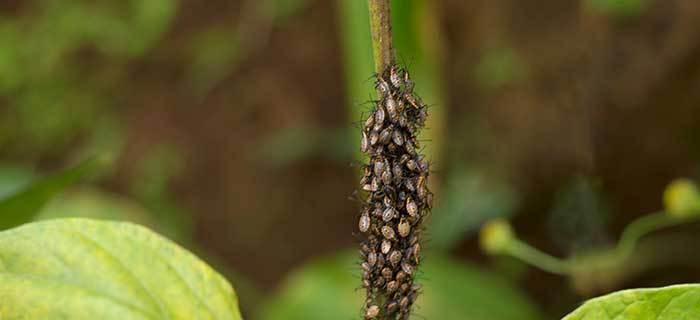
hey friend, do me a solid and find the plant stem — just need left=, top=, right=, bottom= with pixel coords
left=616, top=211, right=699, bottom=259
left=368, top=0, right=395, bottom=74
left=505, top=239, right=571, bottom=275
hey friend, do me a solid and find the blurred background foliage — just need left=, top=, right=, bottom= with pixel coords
left=1, top=0, right=700, bottom=318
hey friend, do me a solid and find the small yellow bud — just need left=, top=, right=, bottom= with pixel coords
left=479, top=219, right=514, bottom=255
left=663, top=179, right=700, bottom=218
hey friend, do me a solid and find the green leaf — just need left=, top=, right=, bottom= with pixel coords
left=562, top=284, right=700, bottom=319
left=0, top=218, right=241, bottom=319
left=0, top=159, right=99, bottom=230
left=258, top=251, right=542, bottom=320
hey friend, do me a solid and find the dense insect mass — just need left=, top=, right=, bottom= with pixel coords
left=357, top=65, right=431, bottom=319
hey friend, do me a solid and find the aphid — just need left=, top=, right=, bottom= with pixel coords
left=361, top=131, right=369, bottom=153
left=406, top=159, right=418, bottom=171
left=363, top=270, right=370, bottom=280
left=373, top=158, right=385, bottom=177
left=400, top=283, right=410, bottom=294
left=382, top=207, right=395, bottom=222
left=416, top=175, right=427, bottom=199
left=405, top=93, right=421, bottom=109
left=367, top=252, right=377, bottom=267
left=386, top=97, right=398, bottom=121
left=389, top=250, right=402, bottom=266
left=376, top=252, right=385, bottom=268
left=361, top=243, right=371, bottom=254
left=392, top=163, right=403, bottom=184
left=406, top=197, right=418, bottom=218
left=390, top=67, right=404, bottom=88
left=366, top=305, right=380, bottom=319
left=392, top=129, right=404, bottom=146
left=359, top=170, right=370, bottom=185
left=364, top=113, right=375, bottom=128
left=411, top=243, right=421, bottom=264
left=399, top=154, right=410, bottom=164
left=399, top=296, right=410, bottom=310
left=381, top=239, right=392, bottom=254
left=398, top=219, right=411, bottom=238
left=361, top=262, right=371, bottom=272
left=404, top=139, right=415, bottom=155
left=401, top=262, right=413, bottom=275
left=386, top=280, right=398, bottom=293
left=418, top=156, right=429, bottom=172
left=398, top=114, right=408, bottom=128
left=395, top=271, right=407, bottom=283
left=381, top=225, right=395, bottom=239
left=363, top=279, right=371, bottom=289
left=374, top=106, right=385, bottom=131
left=386, top=301, right=398, bottom=314
left=373, top=277, right=385, bottom=288
left=403, top=72, right=414, bottom=92
left=359, top=214, right=370, bottom=233
left=369, top=130, right=380, bottom=146
left=404, top=178, right=415, bottom=192
left=370, top=177, right=380, bottom=192
left=381, top=169, right=392, bottom=185
left=372, top=207, right=383, bottom=218
left=382, top=267, right=393, bottom=280
left=377, top=77, right=391, bottom=96
left=383, top=196, right=393, bottom=208
left=378, top=127, right=393, bottom=145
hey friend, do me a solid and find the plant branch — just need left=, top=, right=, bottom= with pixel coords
left=368, top=0, right=395, bottom=75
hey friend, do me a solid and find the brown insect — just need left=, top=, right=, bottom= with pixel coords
left=398, top=219, right=411, bottom=238
left=367, top=252, right=377, bottom=267
left=359, top=214, right=370, bottom=233
left=395, top=271, right=407, bottom=283
left=401, top=262, right=413, bottom=275
left=361, top=262, right=371, bottom=272
left=381, top=239, right=391, bottom=254
left=392, top=129, right=404, bottom=146
left=399, top=296, right=410, bottom=310
left=366, top=305, right=380, bottom=319
left=386, top=280, right=398, bottom=293
left=381, top=169, right=392, bottom=185
left=392, top=163, right=403, bottom=184
left=389, top=66, right=404, bottom=88
left=369, top=130, right=379, bottom=146
left=382, top=207, right=395, bottom=222
left=378, top=127, right=393, bottom=145
left=386, top=97, right=398, bottom=121
left=382, top=267, right=393, bottom=280
left=386, top=301, right=398, bottom=314
left=389, top=250, right=402, bottom=266
left=361, top=131, right=369, bottom=153
left=374, top=106, right=385, bottom=131
left=406, top=159, right=418, bottom=172
left=406, top=197, right=418, bottom=218
left=373, top=276, right=385, bottom=288
left=377, top=77, right=391, bottom=96
left=383, top=196, right=393, bottom=208
left=373, top=158, right=385, bottom=177
left=376, top=252, right=385, bottom=269
left=411, top=243, right=421, bottom=264
left=381, top=225, right=395, bottom=239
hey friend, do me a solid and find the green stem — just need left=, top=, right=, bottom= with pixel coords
left=367, top=0, right=394, bottom=74
left=505, top=239, right=571, bottom=275
left=616, top=211, right=699, bottom=259
left=500, top=211, right=700, bottom=277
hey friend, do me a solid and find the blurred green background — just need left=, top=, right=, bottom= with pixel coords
left=2, top=0, right=700, bottom=318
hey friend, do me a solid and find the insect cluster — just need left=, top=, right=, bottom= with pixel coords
left=358, top=65, right=431, bottom=320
